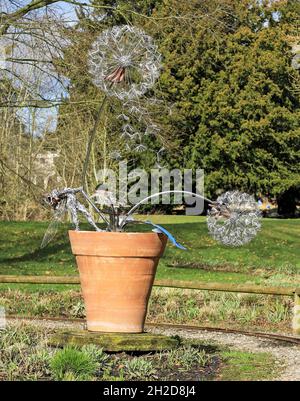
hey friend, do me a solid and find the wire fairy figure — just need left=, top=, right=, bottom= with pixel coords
left=40, top=187, right=104, bottom=248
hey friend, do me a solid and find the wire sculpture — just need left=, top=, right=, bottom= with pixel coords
left=88, top=25, right=161, bottom=100
left=42, top=25, right=262, bottom=250
left=207, top=191, right=262, bottom=246
left=42, top=186, right=262, bottom=248
left=41, top=187, right=103, bottom=248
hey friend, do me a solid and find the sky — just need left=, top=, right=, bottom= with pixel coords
left=53, top=0, right=91, bottom=23
left=0, top=0, right=90, bottom=16
left=10, top=1, right=92, bottom=136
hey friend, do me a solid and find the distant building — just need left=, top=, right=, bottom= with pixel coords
left=33, top=151, right=61, bottom=189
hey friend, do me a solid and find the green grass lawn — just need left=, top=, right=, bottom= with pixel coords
left=0, top=217, right=298, bottom=333
left=0, top=217, right=299, bottom=288
left=218, top=350, right=279, bottom=381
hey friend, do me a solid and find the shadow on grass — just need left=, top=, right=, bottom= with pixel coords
left=0, top=241, right=72, bottom=266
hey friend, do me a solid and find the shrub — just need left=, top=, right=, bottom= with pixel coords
left=122, top=357, right=157, bottom=380
left=50, top=346, right=98, bottom=381
left=165, top=346, right=211, bottom=370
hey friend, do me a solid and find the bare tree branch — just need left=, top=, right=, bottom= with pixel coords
left=1, top=1, right=52, bottom=34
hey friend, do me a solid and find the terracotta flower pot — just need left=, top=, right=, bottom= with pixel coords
left=68, top=231, right=167, bottom=333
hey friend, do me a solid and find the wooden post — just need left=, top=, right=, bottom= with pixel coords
left=292, top=290, right=300, bottom=335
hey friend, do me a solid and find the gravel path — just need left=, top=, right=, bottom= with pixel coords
left=7, top=318, right=300, bottom=381
left=148, top=326, right=300, bottom=381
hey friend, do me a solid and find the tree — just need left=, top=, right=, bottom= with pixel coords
left=183, top=3, right=300, bottom=214
left=1, top=0, right=299, bottom=218
left=146, top=0, right=300, bottom=214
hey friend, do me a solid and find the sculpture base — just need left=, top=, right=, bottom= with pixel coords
left=49, top=330, right=180, bottom=352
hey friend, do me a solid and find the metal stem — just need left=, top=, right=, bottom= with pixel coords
left=80, top=189, right=110, bottom=226
left=121, top=190, right=215, bottom=228
left=81, top=95, right=108, bottom=191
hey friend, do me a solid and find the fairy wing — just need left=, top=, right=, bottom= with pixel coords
left=40, top=199, right=67, bottom=249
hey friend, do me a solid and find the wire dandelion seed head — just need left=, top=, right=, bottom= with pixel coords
left=109, top=150, right=122, bottom=160
left=207, top=191, right=262, bottom=247
left=291, top=45, right=300, bottom=70
left=145, top=123, right=160, bottom=136
left=155, top=147, right=167, bottom=168
left=88, top=25, right=161, bottom=100
left=115, top=99, right=162, bottom=156
left=134, top=143, right=147, bottom=153
left=291, top=53, right=300, bottom=70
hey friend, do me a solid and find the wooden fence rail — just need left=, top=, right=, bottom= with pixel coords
left=0, top=275, right=299, bottom=334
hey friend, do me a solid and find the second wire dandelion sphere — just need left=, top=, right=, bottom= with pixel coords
left=207, top=191, right=262, bottom=247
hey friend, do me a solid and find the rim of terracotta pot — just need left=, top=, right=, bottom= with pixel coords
left=68, top=230, right=168, bottom=257
left=69, top=230, right=163, bottom=234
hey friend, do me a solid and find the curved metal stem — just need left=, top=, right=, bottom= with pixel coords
left=81, top=95, right=108, bottom=192
left=121, top=190, right=215, bottom=228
